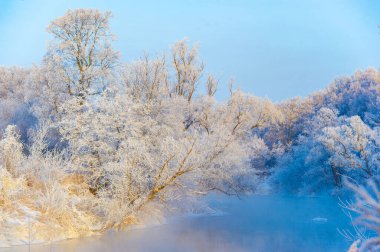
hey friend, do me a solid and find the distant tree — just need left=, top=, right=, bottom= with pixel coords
left=206, top=75, right=218, bottom=97
left=269, top=108, right=339, bottom=194
left=123, top=53, right=168, bottom=101
left=274, top=97, right=313, bottom=147
left=0, top=67, right=37, bottom=139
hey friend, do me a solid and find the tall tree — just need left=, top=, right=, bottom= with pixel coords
left=45, top=9, right=119, bottom=102
left=171, top=39, right=204, bottom=102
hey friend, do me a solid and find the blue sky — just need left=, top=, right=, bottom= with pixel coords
left=1, top=0, right=380, bottom=101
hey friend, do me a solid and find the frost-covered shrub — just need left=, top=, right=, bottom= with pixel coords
left=345, top=181, right=380, bottom=251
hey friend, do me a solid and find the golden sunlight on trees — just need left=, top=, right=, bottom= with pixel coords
left=2, top=7, right=380, bottom=250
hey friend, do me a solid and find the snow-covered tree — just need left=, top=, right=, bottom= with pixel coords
left=55, top=86, right=260, bottom=228
left=319, top=116, right=380, bottom=186
left=269, top=108, right=339, bottom=194
left=3, top=7, right=380, bottom=245
left=45, top=9, right=119, bottom=103
left=171, top=39, right=204, bottom=102
left=124, top=53, right=168, bottom=101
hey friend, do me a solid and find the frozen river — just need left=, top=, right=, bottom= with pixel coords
left=1, top=195, right=353, bottom=252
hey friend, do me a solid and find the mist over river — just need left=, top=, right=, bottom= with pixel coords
left=1, top=195, right=353, bottom=252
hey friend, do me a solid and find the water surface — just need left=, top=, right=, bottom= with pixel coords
left=0, top=195, right=352, bottom=252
